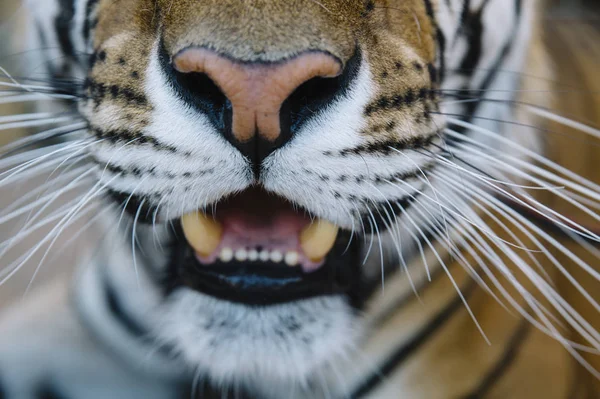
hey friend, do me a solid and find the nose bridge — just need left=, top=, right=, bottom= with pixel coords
left=159, top=0, right=358, bottom=64
left=173, top=48, right=342, bottom=143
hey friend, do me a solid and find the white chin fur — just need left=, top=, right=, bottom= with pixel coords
left=152, top=288, right=361, bottom=386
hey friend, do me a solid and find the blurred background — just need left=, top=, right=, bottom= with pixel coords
left=0, top=0, right=598, bottom=309
left=0, top=0, right=99, bottom=306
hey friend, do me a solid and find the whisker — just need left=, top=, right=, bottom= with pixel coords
left=524, top=104, right=600, bottom=140
left=45, top=204, right=115, bottom=265
left=0, top=92, right=77, bottom=104
left=1, top=123, right=87, bottom=157
left=451, top=144, right=600, bottom=230
left=444, top=123, right=600, bottom=197
left=0, top=169, right=95, bottom=226
left=431, top=152, right=600, bottom=242
left=437, top=172, right=600, bottom=336
left=440, top=191, right=599, bottom=355
left=0, top=139, right=91, bottom=179
left=17, top=174, right=121, bottom=291
left=409, top=195, right=509, bottom=313
left=132, top=199, right=146, bottom=287
left=0, top=164, right=89, bottom=216
left=397, top=201, right=491, bottom=344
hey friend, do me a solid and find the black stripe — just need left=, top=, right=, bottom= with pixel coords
left=83, top=0, right=100, bottom=45
left=105, top=189, right=158, bottom=224
left=37, top=384, right=68, bottom=399
left=328, top=129, right=441, bottom=157
left=473, top=0, right=522, bottom=97
left=55, top=0, right=77, bottom=59
left=364, top=87, right=435, bottom=117
left=360, top=192, right=421, bottom=234
left=92, top=156, right=215, bottom=180
left=0, top=377, right=5, bottom=399
left=351, top=277, right=478, bottom=398
left=92, top=127, right=188, bottom=155
left=86, top=78, right=148, bottom=106
left=423, top=0, right=447, bottom=83
left=181, top=381, right=257, bottom=399
left=458, top=1, right=488, bottom=73
left=455, top=0, right=523, bottom=134
left=462, top=318, right=531, bottom=398
left=103, top=276, right=178, bottom=357
left=105, top=278, right=148, bottom=338
left=370, top=263, right=446, bottom=327
left=455, top=0, right=472, bottom=43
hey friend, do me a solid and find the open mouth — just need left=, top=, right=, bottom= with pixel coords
left=166, top=187, right=361, bottom=306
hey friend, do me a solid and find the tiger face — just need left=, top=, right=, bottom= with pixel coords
left=55, top=0, right=531, bottom=392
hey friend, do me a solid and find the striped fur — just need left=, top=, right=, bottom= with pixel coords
left=0, top=0, right=599, bottom=398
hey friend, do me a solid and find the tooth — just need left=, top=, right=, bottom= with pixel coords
left=270, top=250, right=283, bottom=263
left=181, top=211, right=223, bottom=257
left=284, top=251, right=299, bottom=267
left=219, top=248, right=233, bottom=262
left=299, top=219, right=339, bottom=262
left=248, top=249, right=259, bottom=261
left=235, top=248, right=248, bottom=262
left=259, top=250, right=270, bottom=262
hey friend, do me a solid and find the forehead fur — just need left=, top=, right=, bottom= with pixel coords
left=93, top=0, right=437, bottom=64
left=159, top=0, right=364, bottom=63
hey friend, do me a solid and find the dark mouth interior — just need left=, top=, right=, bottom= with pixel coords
left=165, top=188, right=363, bottom=306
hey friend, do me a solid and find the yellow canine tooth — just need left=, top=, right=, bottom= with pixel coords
left=181, top=211, right=223, bottom=257
left=299, top=219, right=339, bottom=262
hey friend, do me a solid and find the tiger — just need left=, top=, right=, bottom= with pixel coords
left=0, top=0, right=599, bottom=397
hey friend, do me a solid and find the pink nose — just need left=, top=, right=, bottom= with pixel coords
left=172, top=48, right=342, bottom=143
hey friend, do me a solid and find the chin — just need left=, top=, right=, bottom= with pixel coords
left=147, top=187, right=367, bottom=386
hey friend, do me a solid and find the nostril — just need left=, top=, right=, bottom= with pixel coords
left=172, top=70, right=230, bottom=131
left=282, top=75, right=348, bottom=137
left=159, top=42, right=231, bottom=131
left=277, top=49, right=362, bottom=151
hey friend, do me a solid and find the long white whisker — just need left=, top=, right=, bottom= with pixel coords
left=0, top=164, right=89, bottom=216
left=442, top=193, right=599, bottom=354
left=436, top=171, right=600, bottom=350
left=132, top=199, right=146, bottom=287
left=432, top=151, right=600, bottom=242
left=408, top=194, right=510, bottom=313
left=0, top=170, right=95, bottom=226
left=20, top=174, right=121, bottom=292
left=45, top=204, right=115, bottom=265
left=446, top=130, right=600, bottom=203
left=524, top=104, right=600, bottom=140
left=0, top=116, right=78, bottom=132
left=446, top=118, right=600, bottom=194
left=0, top=139, right=91, bottom=182
left=364, top=183, right=415, bottom=295
left=389, top=175, right=539, bottom=252
left=1, top=123, right=87, bottom=155
left=396, top=201, right=491, bottom=344
left=0, top=93, right=76, bottom=104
